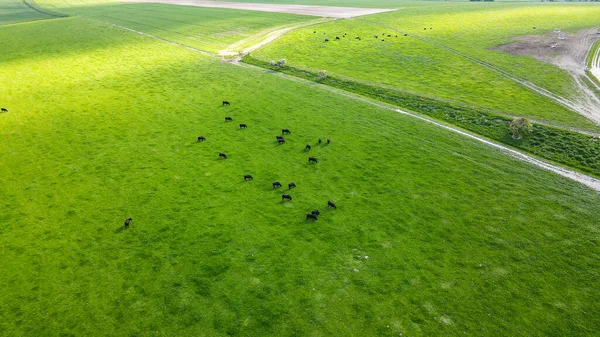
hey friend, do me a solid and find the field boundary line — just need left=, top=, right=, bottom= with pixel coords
left=73, top=15, right=600, bottom=192
left=22, top=0, right=69, bottom=18
left=80, top=16, right=217, bottom=57
left=356, top=18, right=595, bottom=120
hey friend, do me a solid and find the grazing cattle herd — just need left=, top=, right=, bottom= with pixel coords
left=197, top=100, right=337, bottom=221
left=318, top=29, right=413, bottom=44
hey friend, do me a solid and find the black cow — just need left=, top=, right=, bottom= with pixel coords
left=328, top=201, right=337, bottom=209
left=423, top=28, right=427, bottom=30
left=222, top=101, right=230, bottom=106
left=308, top=157, right=318, bottom=163
left=335, top=36, right=340, bottom=40
left=355, top=36, right=360, bottom=39
left=306, top=213, right=318, bottom=221
left=244, top=174, right=253, bottom=181
left=197, top=136, right=206, bottom=142
left=305, top=144, right=311, bottom=151
left=239, top=123, right=247, bottom=129
left=314, top=31, right=316, bottom=33
left=288, top=182, right=296, bottom=189
left=318, top=138, right=322, bottom=144
left=1, top=108, right=7, bottom=112
left=273, top=181, right=282, bottom=188
left=282, top=194, right=292, bottom=201
left=282, top=128, right=291, bottom=134
left=388, top=34, right=391, bottom=37
left=382, top=39, right=385, bottom=42
left=219, top=152, right=227, bottom=159
left=278, top=138, right=285, bottom=144
left=374, top=35, right=378, bottom=38
left=327, top=138, right=331, bottom=144
left=404, top=33, right=408, bottom=36
left=225, top=116, right=233, bottom=122
left=124, top=218, right=132, bottom=227
left=324, top=39, right=329, bottom=42
left=311, top=210, right=320, bottom=216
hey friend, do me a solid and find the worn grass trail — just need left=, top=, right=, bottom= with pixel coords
left=1, top=15, right=599, bottom=337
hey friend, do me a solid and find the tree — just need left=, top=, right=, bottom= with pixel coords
left=509, top=117, right=532, bottom=139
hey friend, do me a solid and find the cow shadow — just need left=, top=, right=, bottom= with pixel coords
left=114, top=226, right=129, bottom=234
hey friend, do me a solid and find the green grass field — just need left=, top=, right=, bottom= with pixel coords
left=249, top=2, right=600, bottom=131
left=1, top=14, right=600, bottom=337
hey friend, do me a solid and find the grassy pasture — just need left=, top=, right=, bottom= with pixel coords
left=0, top=0, right=55, bottom=25
left=249, top=2, right=600, bottom=131
left=1, top=16, right=600, bottom=336
left=34, top=0, right=316, bottom=54
left=360, top=2, right=600, bottom=98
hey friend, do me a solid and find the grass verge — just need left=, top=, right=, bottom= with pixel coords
left=243, top=55, right=600, bottom=177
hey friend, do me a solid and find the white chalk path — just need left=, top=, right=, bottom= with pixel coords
left=590, top=43, right=600, bottom=83
left=121, top=0, right=396, bottom=18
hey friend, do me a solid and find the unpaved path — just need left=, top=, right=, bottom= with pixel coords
left=219, top=18, right=331, bottom=56
left=121, top=0, right=395, bottom=18
left=83, top=16, right=600, bottom=192
left=590, top=42, right=600, bottom=83
left=492, top=28, right=600, bottom=124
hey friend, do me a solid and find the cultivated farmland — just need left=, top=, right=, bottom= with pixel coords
left=1, top=1, right=599, bottom=336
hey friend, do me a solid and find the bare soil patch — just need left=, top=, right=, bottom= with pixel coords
left=121, top=0, right=395, bottom=18
left=492, top=29, right=600, bottom=124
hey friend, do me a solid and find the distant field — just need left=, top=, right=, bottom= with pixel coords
left=1, top=15, right=600, bottom=337
left=0, top=0, right=55, bottom=25
left=251, top=18, right=595, bottom=129
left=35, top=0, right=316, bottom=53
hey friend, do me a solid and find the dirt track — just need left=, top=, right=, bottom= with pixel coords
left=121, top=0, right=395, bottom=18
left=493, top=29, right=600, bottom=124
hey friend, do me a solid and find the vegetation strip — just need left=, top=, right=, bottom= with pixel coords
left=242, top=56, right=600, bottom=179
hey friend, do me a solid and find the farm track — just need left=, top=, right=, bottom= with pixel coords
left=219, top=18, right=333, bottom=56
left=356, top=18, right=599, bottom=123
left=41, top=13, right=600, bottom=192
left=589, top=42, right=600, bottom=86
